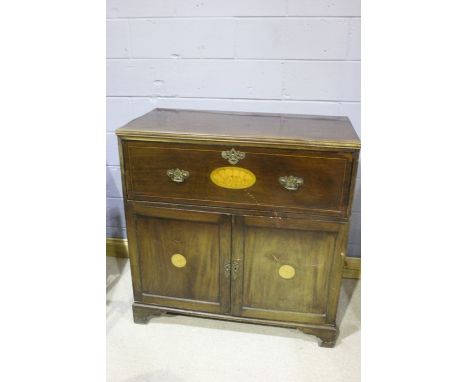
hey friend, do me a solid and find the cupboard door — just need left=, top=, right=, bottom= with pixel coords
left=127, top=203, right=231, bottom=314
left=231, top=215, right=346, bottom=325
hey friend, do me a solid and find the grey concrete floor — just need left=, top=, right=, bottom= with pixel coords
left=107, top=257, right=360, bottom=382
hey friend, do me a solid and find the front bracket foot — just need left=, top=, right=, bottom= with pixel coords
left=300, top=327, right=338, bottom=348
left=132, top=304, right=166, bottom=324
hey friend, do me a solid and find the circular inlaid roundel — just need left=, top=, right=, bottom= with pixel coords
left=210, top=166, right=256, bottom=189
left=278, top=265, right=295, bottom=280
left=171, top=253, right=187, bottom=268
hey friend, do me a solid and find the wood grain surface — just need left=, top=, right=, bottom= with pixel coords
left=117, top=108, right=360, bottom=347
left=123, top=141, right=355, bottom=217
left=116, top=108, right=360, bottom=150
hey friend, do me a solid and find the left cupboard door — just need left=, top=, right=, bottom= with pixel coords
left=126, top=202, right=232, bottom=314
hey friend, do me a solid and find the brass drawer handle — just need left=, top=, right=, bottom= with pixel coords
left=167, top=168, right=189, bottom=183
left=221, top=148, right=245, bottom=165
left=279, top=175, right=304, bottom=191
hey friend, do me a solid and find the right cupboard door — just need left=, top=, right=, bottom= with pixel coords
left=231, top=215, right=346, bottom=325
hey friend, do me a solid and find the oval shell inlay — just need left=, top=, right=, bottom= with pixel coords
left=210, top=166, right=256, bottom=189
left=171, top=253, right=187, bottom=268
left=278, top=265, right=295, bottom=280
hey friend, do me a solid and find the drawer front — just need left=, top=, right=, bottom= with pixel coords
left=123, top=141, right=355, bottom=217
left=231, top=216, right=346, bottom=325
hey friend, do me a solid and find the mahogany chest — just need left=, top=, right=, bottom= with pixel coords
left=116, top=108, right=360, bottom=347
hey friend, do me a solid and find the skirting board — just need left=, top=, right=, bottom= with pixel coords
left=106, top=238, right=360, bottom=279
left=342, top=257, right=361, bottom=279
left=106, top=238, right=129, bottom=259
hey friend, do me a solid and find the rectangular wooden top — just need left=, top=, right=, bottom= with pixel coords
left=116, top=108, right=360, bottom=150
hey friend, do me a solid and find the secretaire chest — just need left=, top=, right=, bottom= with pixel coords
left=116, top=108, right=360, bottom=347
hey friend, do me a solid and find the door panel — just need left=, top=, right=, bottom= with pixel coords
left=232, top=215, right=345, bottom=324
left=128, top=203, right=231, bottom=314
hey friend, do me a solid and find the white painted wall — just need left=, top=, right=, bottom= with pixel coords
left=106, top=0, right=361, bottom=256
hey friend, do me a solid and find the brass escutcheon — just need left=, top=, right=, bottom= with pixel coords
left=224, top=262, right=231, bottom=279
left=221, top=148, right=245, bottom=165
left=231, top=260, right=240, bottom=280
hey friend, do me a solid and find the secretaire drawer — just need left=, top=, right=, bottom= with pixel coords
left=121, top=141, right=356, bottom=217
